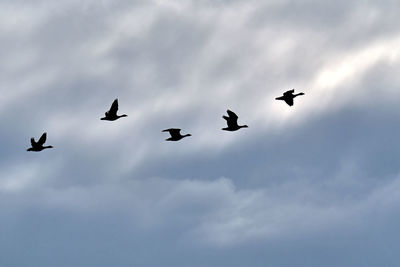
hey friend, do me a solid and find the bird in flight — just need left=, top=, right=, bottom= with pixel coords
left=222, top=110, right=248, bottom=131
left=27, top=132, right=53, bottom=152
left=162, top=128, right=191, bottom=141
left=275, top=89, right=305, bottom=106
left=101, top=99, right=128, bottom=121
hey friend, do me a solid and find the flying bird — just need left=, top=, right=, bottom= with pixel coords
left=162, top=128, right=191, bottom=141
left=222, top=110, right=248, bottom=131
left=27, top=132, right=53, bottom=152
left=275, top=89, right=305, bottom=106
left=101, top=99, right=128, bottom=121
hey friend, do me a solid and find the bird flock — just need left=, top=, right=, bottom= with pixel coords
left=26, top=89, right=305, bottom=151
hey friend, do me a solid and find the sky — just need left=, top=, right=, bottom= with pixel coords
left=1, top=0, right=400, bottom=266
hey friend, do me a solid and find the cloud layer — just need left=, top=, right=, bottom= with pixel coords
left=1, top=0, right=400, bottom=266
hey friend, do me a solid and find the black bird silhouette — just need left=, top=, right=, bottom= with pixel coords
left=275, top=89, right=305, bottom=106
left=100, top=99, right=128, bottom=121
left=222, top=110, right=248, bottom=131
left=162, top=128, right=191, bottom=141
left=27, top=132, right=53, bottom=152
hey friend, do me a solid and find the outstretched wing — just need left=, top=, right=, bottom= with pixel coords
left=38, top=132, right=47, bottom=145
left=283, top=89, right=294, bottom=96
left=226, top=110, right=238, bottom=120
left=225, top=110, right=238, bottom=127
left=222, top=115, right=229, bottom=121
left=162, top=128, right=181, bottom=138
left=30, top=137, right=36, bottom=147
left=108, top=99, right=119, bottom=116
left=284, top=98, right=293, bottom=106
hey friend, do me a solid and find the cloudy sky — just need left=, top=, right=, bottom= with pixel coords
left=1, top=0, right=400, bottom=266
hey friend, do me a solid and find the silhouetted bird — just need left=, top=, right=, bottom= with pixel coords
left=275, top=89, right=305, bottom=106
left=222, top=110, right=248, bottom=131
left=27, top=132, right=53, bottom=152
left=162, top=128, right=191, bottom=141
left=101, top=99, right=128, bottom=121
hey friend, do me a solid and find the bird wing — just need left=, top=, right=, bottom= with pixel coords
left=38, top=132, right=47, bottom=145
left=30, top=137, right=36, bottom=146
left=225, top=110, right=238, bottom=126
left=226, top=110, right=238, bottom=119
left=283, top=89, right=294, bottom=96
left=284, top=98, right=293, bottom=106
left=163, top=128, right=181, bottom=137
left=108, top=99, right=119, bottom=116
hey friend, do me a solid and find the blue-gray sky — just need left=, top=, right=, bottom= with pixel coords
left=1, top=0, right=400, bottom=266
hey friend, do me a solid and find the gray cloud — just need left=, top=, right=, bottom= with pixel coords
left=1, top=0, right=400, bottom=266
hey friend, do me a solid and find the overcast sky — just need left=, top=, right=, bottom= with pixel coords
left=1, top=0, right=400, bottom=266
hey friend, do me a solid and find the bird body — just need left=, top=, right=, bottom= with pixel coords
left=222, top=110, right=248, bottom=131
left=101, top=99, right=128, bottom=121
left=275, top=89, right=305, bottom=106
left=162, top=128, right=191, bottom=141
left=27, top=132, right=53, bottom=152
